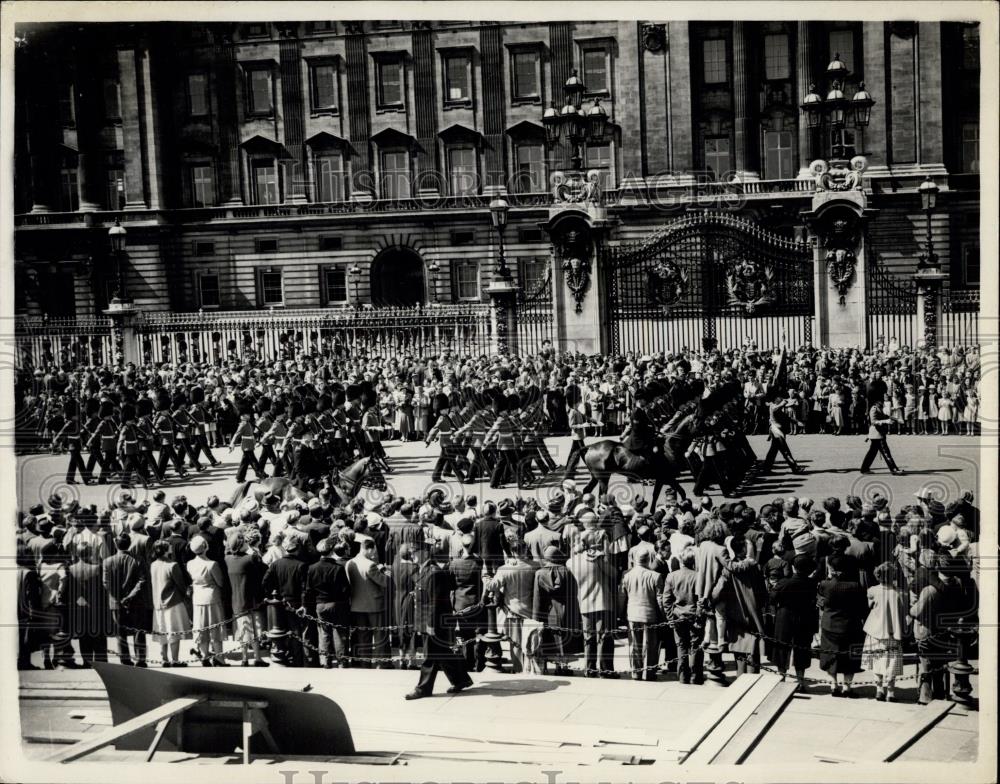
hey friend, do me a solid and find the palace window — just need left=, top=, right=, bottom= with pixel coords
left=245, top=23, right=269, bottom=39
left=380, top=150, right=410, bottom=199
left=962, top=244, right=980, bottom=287
left=828, top=29, right=854, bottom=73
left=512, top=50, right=540, bottom=101
left=198, top=273, right=220, bottom=309
left=702, top=39, right=727, bottom=84
left=443, top=53, right=472, bottom=105
left=105, top=166, right=125, bottom=211
left=513, top=143, right=545, bottom=193
left=581, top=46, right=610, bottom=94
left=306, top=21, right=335, bottom=34
left=763, top=130, right=794, bottom=179
left=447, top=146, right=477, bottom=196
left=704, top=136, right=731, bottom=181
left=60, top=166, right=79, bottom=211
left=452, top=261, right=480, bottom=301
left=519, top=258, right=548, bottom=293
left=310, top=61, right=338, bottom=111
left=245, top=65, right=273, bottom=116
left=103, top=78, right=121, bottom=121
left=188, top=73, right=209, bottom=117
left=250, top=159, right=280, bottom=204
left=323, top=266, right=349, bottom=304
left=190, top=163, right=216, bottom=207
left=584, top=142, right=613, bottom=189
left=962, top=25, right=979, bottom=70
left=58, top=83, right=75, bottom=125
left=376, top=58, right=405, bottom=109
left=256, top=269, right=284, bottom=307
left=962, top=123, right=979, bottom=173
left=315, top=151, right=346, bottom=202
left=764, top=33, right=790, bottom=80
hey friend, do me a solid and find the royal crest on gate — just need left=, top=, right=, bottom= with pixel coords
left=647, top=256, right=688, bottom=312
left=726, top=258, right=776, bottom=314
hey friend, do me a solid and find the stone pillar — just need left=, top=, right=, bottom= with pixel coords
left=118, top=46, right=148, bottom=210
left=486, top=279, right=517, bottom=356
left=138, top=42, right=165, bottom=210
left=23, top=45, right=60, bottom=213
left=733, top=22, right=759, bottom=180
left=862, top=23, right=889, bottom=169
left=667, top=22, right=693, bottom=174
left=104, top=306, right=140, bottom=367
left=74, top=44, right=105, bottom=212
left=212, top=25, right=244, bottom=206
left=277, top=24, right=308, bottom=203
left=795, top=21, right=815, bottom=175
left=914, top=268, right=946, bottom=349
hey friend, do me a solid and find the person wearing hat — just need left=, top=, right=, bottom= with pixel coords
left=229, top=409, right=267, bottom=483
left=563, top=401, right=598, bottom=481
left=426, top=394, right=466, bottom=484
left=52, top=398, right=93, bottom=486
left=189, top=386, right=221, bottom=469
left=530, top=544, right=581, bottom=675
left=103, top=533, right=151, bottom=667
left=225, top=530, right=268, bottom=667
left=117, top=404, right=150, bottom=490
left=292, top=430, right=325, bottom=493
left=406, top=540, right=474, bottom=699
left=263, top=535, right=309, bottom=666
left=770, top=554, right=818, bottom=690
left=88, top=400, right=122, bottom=485
left=758, top=387, right=805, bottom=475
left=910, top=553, right=968, bottom=704
left=172, top=394, right=204, bottom=473
left=135, top=397, right=165, bottom=483
left=361, top=390, right=392, bottom=473
left=154, top=394, right=188, bottom=480
left=347, top=538, right=392, bottom=667
left=187, top=535, right=228, bottom=667
left=486, top=534, right=540, bottom=674
left=447, top=534, right=486, bottom=670
left=568, top=529, right=618, bottom=678
left=620, top=386, right=659, bottom=477
left=860, top=394, right=903, bottom=475
left=483, top=396, right=526, bottom=489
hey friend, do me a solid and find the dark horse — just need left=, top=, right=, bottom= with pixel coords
left=229, top=456, right=377, bottom=508
left=582, top=413, right=700, bottom=510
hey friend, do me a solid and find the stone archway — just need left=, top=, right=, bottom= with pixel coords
left=370, top=247, right=426, bottom=306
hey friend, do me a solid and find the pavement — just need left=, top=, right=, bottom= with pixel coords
left=17, top=433, right=982, bottom=513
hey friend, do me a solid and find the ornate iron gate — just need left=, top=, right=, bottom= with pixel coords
left=864, top=249, right=918, bottom=349
left=512, top=266, right=555, bottom=354
left=603, top=212, right=814, bottom=354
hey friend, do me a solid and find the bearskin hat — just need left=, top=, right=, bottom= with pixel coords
left=434, top=392, right=450, bottom=410
left=235, top=396, right=255, bottom=417
left=121, top=403, right=137, bottom=422
left=270, top=401, right=286, bottom=418
left=99, top=400, right=115, bottom=418
left=302, top=397, right=317, bottom=415
left=317, top=394, right=331, bottom=413
left=255, top=395, right=272, bottom=414
left=190, top=386, right=205, bottom=405
left=346, top=384, right=361, bottom=402
left=156, top=390, right=172, bottom=412
left=63, top=399, right=78, bottom=418
left=172, top=392, right=188, bottom=409
left=137, top=397, right=154, bottom=417
left=332, top=388, right=346, bottom=407
left=286, top=400, right=304, bottom=420
left=506, top=395, right=521, bottom=412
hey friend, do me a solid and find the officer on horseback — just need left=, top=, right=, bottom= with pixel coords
left=621, top=386, right=660, bottom=477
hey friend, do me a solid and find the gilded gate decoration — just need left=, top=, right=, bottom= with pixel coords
left=512, top=264, right=555, bottom=354
left=603, top=212, right=814, bottom=353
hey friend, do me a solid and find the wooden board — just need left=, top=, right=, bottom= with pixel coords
left=49, top=696, right=206, bottom=763
left=665, top=673, right=762, bottom=754
left=813, top=700, right=954, bottom=763
left=712, top=680, right=798, bottom=764
left=684, top=674, right=783, bottom=765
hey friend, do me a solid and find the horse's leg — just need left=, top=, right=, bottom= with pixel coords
left=667, top=475, right=687, bottom=502
left=650, top=479, right=662, bottom=512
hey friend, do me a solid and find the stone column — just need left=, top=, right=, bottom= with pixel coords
left=74, top=44, right=105, bottom=212
left=212, top=25, right=244, bottom=206
left=914, top=269, right=946, bottom=349
left=138, top=42, right=165, bottom=210
left=667, top=22, right=693, bottom=175
left=795, top=21, right=814, bottom=175
left=22, top=44, right=60, bottom=213
left=733, top=22, right=759, bottom=180
left=118, top=46, right=148, bottom=210
left=486, top=279, right=517, bottom=356
left=277, top=23, right=307, bottom=203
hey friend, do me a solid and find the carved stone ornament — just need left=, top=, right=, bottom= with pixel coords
left=562, top=256, right=591, bottom=313
left=647, top=256, right=688, bottom=312
left=552, top=170, right=603, bottom=205
left=725, top=258, right=776, bottom=314
left=810, top=156, right=868, bottom=192
left=825, top=247, right=856, bottom=305
left=641, top=23, right=666, bottom=53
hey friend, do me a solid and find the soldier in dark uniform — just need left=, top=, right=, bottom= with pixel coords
left=361, top=389, right=391, bottom=473
left=293, top=430, right=326, bottom=492
left=621, top=387, right=659, bottom=476
left=82, top=398, right=104, bottom=480
left=315, top=394, right=338, bottom=464
left=257, top=399, right=284, bottom=477
left=117, top=404, right=149, bottom=489
left=281, top=400, right=306, bottom=478
left=427, top=393, right=465, bottom=484
left=563, top=401, right=597, bottom=481
left=328, top=388, right=351, bottom=466
left=89, top=401, right=122, bottom=484
left=455, top=393, right=495, bottom=483
left=230, top=407, right=266, bottom=483
left=344, top=384, right=366, bottom=457
left=485, top=396, right=527, bottom=489
left=53, top=398, right=92, bottom=485
left=189, top=386, right=220, bottom=468
left=135, top=397, right=164, bottom=482
left=154, top=393, right=188, bottom=479
left=172, top=394, right=203, bottom=472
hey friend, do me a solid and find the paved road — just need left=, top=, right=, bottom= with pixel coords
left=17, top=433, right=981, bottom=513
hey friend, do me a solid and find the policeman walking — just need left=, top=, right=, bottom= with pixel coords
left=118, top=404, right=149, bottom=489
left=563, top=401, right=597, bottom=481
left=89, top=401, right=122, bottom=484
left=759, top=389, right=804, bottom=474
left=427, top=393, right=466, bottom=484
left=860, top=397, right=904, bottom=475
left=52, top=399, right=92, bottom=485
left=230, top=408, right=267, bottom=483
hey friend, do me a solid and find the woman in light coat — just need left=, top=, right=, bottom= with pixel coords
left=187, top=535, right=228, bottom=666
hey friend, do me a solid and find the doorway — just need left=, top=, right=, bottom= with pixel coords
left=370, top=247, right=426, bottom=306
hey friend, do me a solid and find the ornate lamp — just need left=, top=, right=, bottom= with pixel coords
left=800, top=84, right=824, bottom=128
left=851, top=82, right=874, bottom=127
left=489, top=196, right=511, bottom=280
left=919, top=175, right=939, bottom=212
left=107, top=220, right=129, bottom=304
left=564, top=69, right=585, bottom=109
left=587, top=98, right=608, bottom=143
left=543, top=102, right=562, bottom=145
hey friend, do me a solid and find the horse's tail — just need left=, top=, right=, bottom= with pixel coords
left=229, top=480, right=254, bottom=508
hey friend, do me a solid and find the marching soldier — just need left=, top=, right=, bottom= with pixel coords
left=189, top=386, right=220, bottom=468
left=328, top=388, right=352, bottom=465
left=455, top=394, right=495, bottom=483
left=154, top=394, right=188, bottom=479
left=861, top=397, right=904, bottom=475
left=172, top=394, right=204, bottom=472
left=758, top=389, right=804, bottom=474
left=83, top=398, right=104, bottom=480
left=426, top=393, right=465, bottom=484
left=257, top=400, right=285, bottom=477
left=117, top=404, right=149, bottom=489
left=136, top=397, right=164, bottom=482
left=89, top=400, right=122, bottom=484
left=485, top=396, right=526, bottom=489
left=52, top=399, right=92, bottom=485
left=315, top=394, right=339, bottom=464
left=230, top=408, right=267, bottom=483
left=280, top=400, right=306, bottom=477
left=519, top=390, right=558, bottom=477
left=344, top=384, right=366, bottom=457
left=362, top=389, right=391, bottom=473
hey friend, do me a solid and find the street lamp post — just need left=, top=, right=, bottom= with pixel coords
left=348, top=264, right=362, bottom=308
left=107, top=220, right=130, bottom=305
left=542, top=70, right=609, bottom=177
left=800, top=54, right=874, bottom=164
left=427, top=260, right=440, bottom=302
left=488, top=196, right=511, bottom=281
left=917, top=175, right=940, bottom=271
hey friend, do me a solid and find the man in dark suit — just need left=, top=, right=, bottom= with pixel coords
left=474, top=501, right=507, bottom=577
left=621, top=388, right=658, bottom=475
left=102, top=533, right=150, bottom=667
left=406, top=541, right=473, bottom=700
left=293, top=431, right=326, bottom=491
left=449, top=534, right=485, bottom=670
